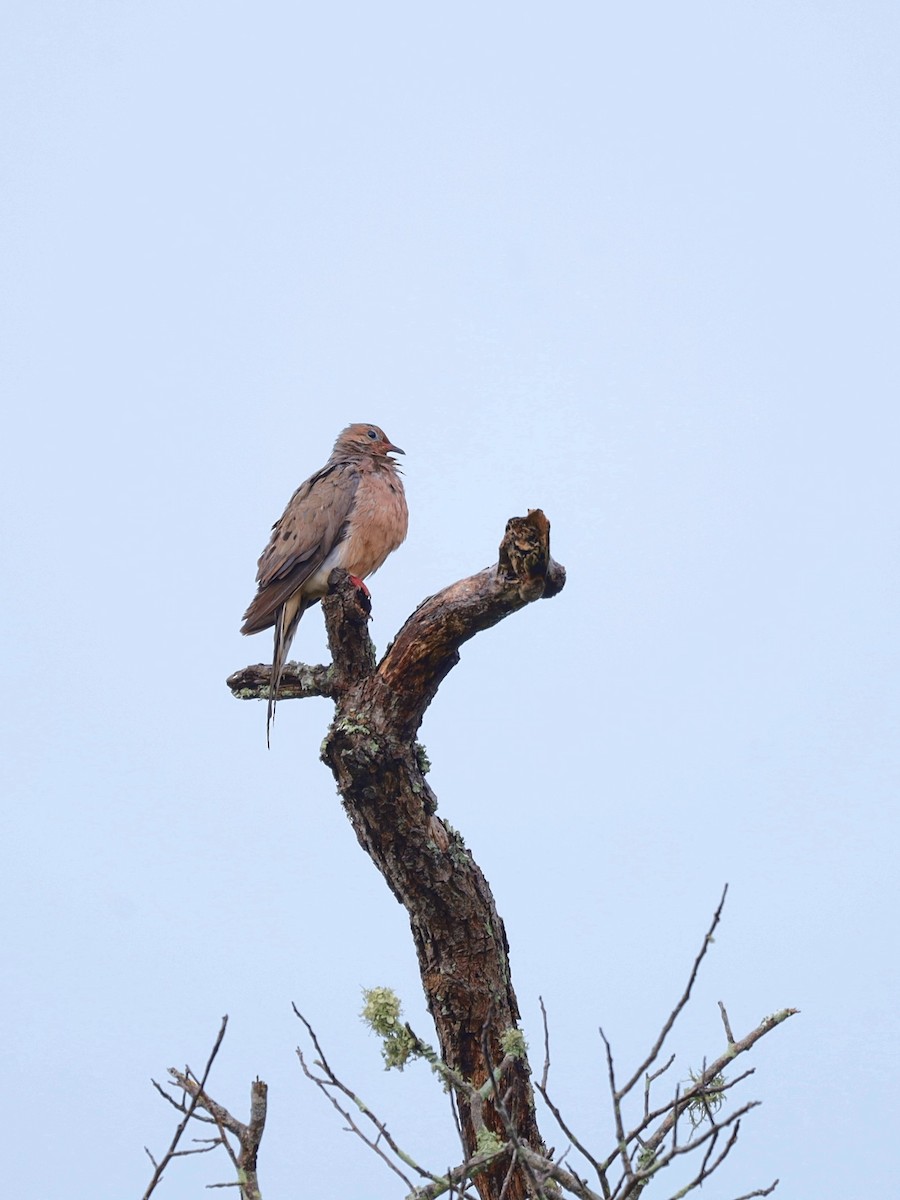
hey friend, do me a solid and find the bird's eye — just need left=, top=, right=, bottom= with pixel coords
left=367, top=429, right=378, bottom=439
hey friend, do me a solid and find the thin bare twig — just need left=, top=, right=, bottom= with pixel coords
left=519, top=1148, right=604, bottom=1200
left=618, top=887, right=729, bottom=1100
left=497, top=1154, right=518, bottom=1200
left=143, top=1015, right=229, bottom=1200
left=539, top=997, right=551, bottom=1093
left=730, top=1182, right=779, bottom=1199
left=535, top=1076, right=609, bottom=1198
left=600, top=1027, right=634, bottom=1191
left=292, top=1004, right=458, bottom=1194
left=643, top=1056, right=676, bottom=1121
left=659, top=1121, right=739, bottom=1200
left=534, top=1000, right=610, bottom=1195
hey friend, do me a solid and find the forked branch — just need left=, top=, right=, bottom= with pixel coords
left=228, top=511, right=565, bottom=1200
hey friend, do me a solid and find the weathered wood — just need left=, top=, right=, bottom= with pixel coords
left=228, top=510, right=565, bottom=1200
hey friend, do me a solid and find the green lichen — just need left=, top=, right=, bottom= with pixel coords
left=684, top=1070, right=727, bottom=1127
left=635, top=1142, right=659, bottom=1189
left=500, top=1027, right=528, bottom=1060
left=443, top=820, right=466, bottom=848
left=637, top=1144, right=658, bottom=1172
left=361, top=987, right=417, bottom=1070
left=475, top=1127, right=505, bottom=1156
left=415, top=742, right=432, bottom=774
left=361, top=986, right=401, bottom=1035
left=333, top=714, right=372, bottom=736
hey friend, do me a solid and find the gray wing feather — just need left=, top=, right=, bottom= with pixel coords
left=241, top=461, right=360, bottom=633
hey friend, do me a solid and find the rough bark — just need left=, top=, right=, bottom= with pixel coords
left=227, top=509, right=565, bottom=1200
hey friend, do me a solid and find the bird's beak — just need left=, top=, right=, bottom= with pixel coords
left=384, top=441, right=405, bottom=455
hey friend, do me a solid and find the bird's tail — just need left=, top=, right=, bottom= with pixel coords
left=267, top=595, right=306, bottom=747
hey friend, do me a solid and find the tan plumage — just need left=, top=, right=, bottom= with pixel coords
left=242, top=423, right=408, bottom=744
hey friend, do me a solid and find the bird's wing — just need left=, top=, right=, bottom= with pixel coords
left=241, top=460, right=360, bottom=633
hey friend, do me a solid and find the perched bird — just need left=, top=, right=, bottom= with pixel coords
left=242, top=423, right=408, bottom=744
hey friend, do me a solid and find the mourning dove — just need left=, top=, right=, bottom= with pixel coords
left=242, top=423, right=408, bottom=744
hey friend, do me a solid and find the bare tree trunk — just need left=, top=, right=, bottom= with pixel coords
left=229, top=510, right=565, bottom=1200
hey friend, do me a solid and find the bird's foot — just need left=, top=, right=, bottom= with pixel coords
left=349, top=574, right=372, bottom=616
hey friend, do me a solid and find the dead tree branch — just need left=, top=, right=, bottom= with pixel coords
left=145, top=1016, right=267, bottom=1200
left=229, top=510, right=565, bottom=1200
left=226, top=661, right=335, bottom=701
left=223, top=514, right=794, bottom=1200
left=292, top=1003, right=455, bottom=1194
left=618, top=885, right=729, bottom=1101
left=143, top=1016, right=230, bottom=1198
left=168, top=1071, right=267, bottom=1200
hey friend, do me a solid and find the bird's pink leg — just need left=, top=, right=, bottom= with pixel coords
left=348, top=574, right=371, bottom=598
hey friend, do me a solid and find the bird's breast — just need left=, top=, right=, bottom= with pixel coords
left=335, top=468, right=409, bottom=580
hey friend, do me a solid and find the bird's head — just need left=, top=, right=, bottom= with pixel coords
left=336, top=423, right=405, bottom=459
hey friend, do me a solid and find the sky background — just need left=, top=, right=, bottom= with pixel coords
left=2, top=2, right=898, bottom=1196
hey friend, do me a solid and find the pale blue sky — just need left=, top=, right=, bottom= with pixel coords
left=2, top=3, right=898, bottom=1196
